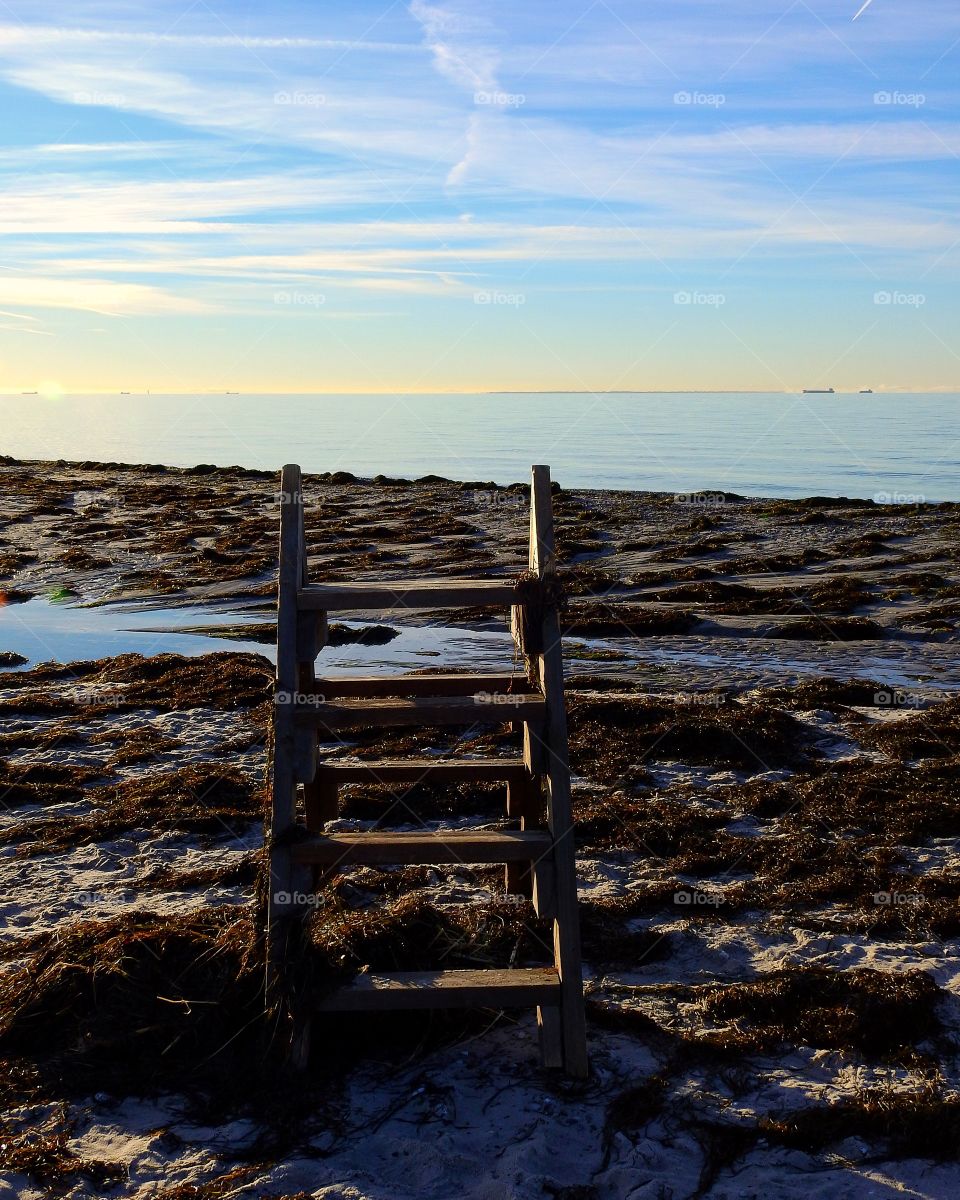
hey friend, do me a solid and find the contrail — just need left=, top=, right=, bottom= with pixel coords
left=852, top=0, right=875, bottom=19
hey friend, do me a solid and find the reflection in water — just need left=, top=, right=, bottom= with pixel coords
left=1, top=599, right=958, bottom=695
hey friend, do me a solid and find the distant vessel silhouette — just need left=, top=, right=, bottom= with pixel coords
left=802, top=387, right=835, bottom=393
left=859, top=388, right=873, bottom=393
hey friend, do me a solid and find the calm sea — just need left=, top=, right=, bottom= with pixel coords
left=2, top=391, right=958, bottom=501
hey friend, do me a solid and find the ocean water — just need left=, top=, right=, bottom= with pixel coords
left=1, top=391, right=958, bottom=501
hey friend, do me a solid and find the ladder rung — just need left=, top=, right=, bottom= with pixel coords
left=314, top=674, right=535, bottom=699
left=299, top=579, right=519, bottom=611
left=295, top=694, right=546, bottom=728
left=316, top=967, right=561, bottom=1011
left=290, top=829, right=552, bottom=865
left=315, top=757, right=530, bottom=783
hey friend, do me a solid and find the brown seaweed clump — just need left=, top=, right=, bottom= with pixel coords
left=0, top=1102, right=126, bottom=1190
left=563, top=604, right=699, bottom=637
left=856, top=695, right=960, bottom=759
left=751, top=676, right=894, bottom=711
left=0, top=652, right=273, bottom=714
left=731, top=758, right=960, bottom=842
left=591, top=966, right=944, bottom=1063
left=5, top=764, right=265, bottom=854
left=699, top=966, right=943, bottom=1060
left=569, top=695, right=811, bottom=777
left=763, top=616, right=885, bottom=640
left=0, top=909, right=261, bottom=1090
left=761, top=1084, right=960, bottom=1160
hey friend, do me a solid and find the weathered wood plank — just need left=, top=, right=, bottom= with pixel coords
left=298, top=578, right=519, bottom=611
left=291, top=829, right=553, bottom=865
left=295, top=694, right=546, bottom=728
left=314, top=757, right=529, bottom=783
left=312, top=673, right=533, bottom=699
left=316, top=968, right=561, bottom=1012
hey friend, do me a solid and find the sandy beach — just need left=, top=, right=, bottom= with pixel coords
left=2, top=456, right=960, bottom=1198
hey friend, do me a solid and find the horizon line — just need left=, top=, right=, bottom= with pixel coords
left=2, top=388, right=959, bottom=397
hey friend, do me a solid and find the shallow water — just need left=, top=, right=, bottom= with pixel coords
left=0, top=598, right=272, bottom=666
left=2, top=391, right=958, bottom=500
left=0, top=598, right=517, bottom=677
left=3, top=599, right=958, bottom=694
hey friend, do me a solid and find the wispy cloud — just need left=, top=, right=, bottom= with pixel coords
left=409, top=0, right=499, bottom=90
left=0, top=24, right=416, bottom=53
left=0, top=1, right=956, bottom=387
left=0, top=275, right=211, bottom=315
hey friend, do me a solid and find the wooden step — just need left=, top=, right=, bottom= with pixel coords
left=316, top=967, right=561, bottom=1012
left=299, top=578, right=519, bottom=612
left=295, top=694, right=546, bottom=728
left=315, top=756, right=530, bottom=784
left=314, top=673, right=534, bottom=700
left=291, top=828, right=552, bottom=866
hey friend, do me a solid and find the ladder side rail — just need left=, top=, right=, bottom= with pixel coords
left=266, top=464, right=307, bottom=1050
left=296, top=477, right=337, bottom=823
left=528, top=464, right=589, bottom=1078
left=294, top=501, right=321, bottom=789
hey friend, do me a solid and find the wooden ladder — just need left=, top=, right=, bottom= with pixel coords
left=266, top=464, right=588, bottom=1077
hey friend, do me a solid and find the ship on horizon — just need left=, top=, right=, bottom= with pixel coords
left=802, top=387, right=835, bottom=393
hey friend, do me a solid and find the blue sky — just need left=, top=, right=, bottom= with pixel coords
left=0, top=0, right=957, bottom=392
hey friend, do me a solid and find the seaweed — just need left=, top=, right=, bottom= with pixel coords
left=699, top=966, right=942, bottom=1060
left=760, top=1083, right=960, bottom=1159
left=763, top=616, right=885, bottom=640
left=570, top=695, right=812, bottom=774
left=5, top=764, right=264, bottom=853
left=0, top=909, right=262, bottom=1087
left=564, top=604, right=699, bottom=637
